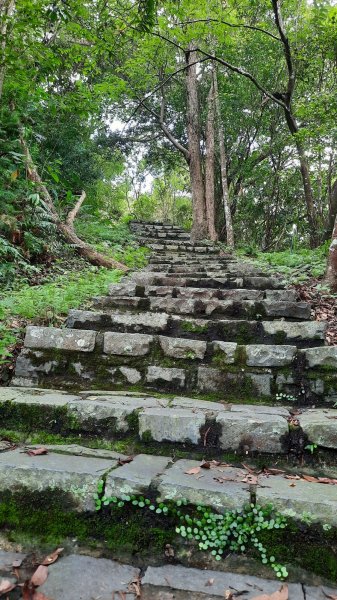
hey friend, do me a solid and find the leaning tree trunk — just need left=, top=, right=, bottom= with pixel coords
left=20, top=130, right=128, bottom=271
left=326, top=211, right=337, bottom=291
left=185, top=45, right=208, bottom=241
left=324, top=179, right=337, bottom=241
left=204, top=79, right=218, bottom=241
left=213, top=68, right=234, bottom=249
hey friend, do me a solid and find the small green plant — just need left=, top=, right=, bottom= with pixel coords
left=276, top=393, right=296, bottom=403
left=305, top=443, right=318, bottom=454
left=94, top=482, right=288, bottom=579
left=185, top=350, right=197, bottom=360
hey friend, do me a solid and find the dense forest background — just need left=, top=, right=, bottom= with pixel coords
left=0, top=0, right=337, bottom=371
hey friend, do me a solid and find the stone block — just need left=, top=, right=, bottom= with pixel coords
left=159, top=336, right=206, bottom=360
left=256, top=473, right=337, bottom=526
left=217, top=410, right=288, bottom=453
left=212, top=341, right=237, bottom=364
left=0, top=448, right=114, bottom=511
left=40, top=555, right=139, bottom=600
left=142, top=565, right=304, bottom=599
left=103, top=332, right=153, bottom=356
left=262, top=301, right=311, bottom=320
left=157, top=459, right=250, bottom=511
left=25, top=326, right=96, bottom=352
left=139, top=407, right=205, bottom=444
left=119, top=366, right=142, bottom=384
left=301, top=347, right=337, bottom=368
left=262, top=320, right=327, bottom=342
left=105, top=454, right=170, bottom=498
left=150, top=297, right=196, bottom=315
left=108, top=282, right=137, bottom=296
left=246, top=344, right=296, bottom=367
left=146, top=366, right=186, bottom=388
left=298, top=410, right=337, bottom=449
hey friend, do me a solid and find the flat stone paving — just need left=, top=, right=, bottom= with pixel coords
left=0, top=552, right=336, bottom=599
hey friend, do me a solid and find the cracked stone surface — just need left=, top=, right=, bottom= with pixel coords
left=104, top=332, right=153, bottom=356
left=24, top=326, right=96, bottom=352
left=139, top=407, right=205, bottom=444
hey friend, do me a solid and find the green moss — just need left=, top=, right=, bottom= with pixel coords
left=141, top=429, right=154, bottom=443
left=181, top=321, right=208, bottom=334
left=273, top=330, right=287, bottom=345
left=234, top=345, right=247, bottom=366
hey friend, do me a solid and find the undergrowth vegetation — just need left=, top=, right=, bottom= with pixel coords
left=238, top=244, right=329, bottom=284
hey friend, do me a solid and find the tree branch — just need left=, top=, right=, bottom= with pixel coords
left=271, top=0, right=295, bottom=101
left=174, top=18, right=281, bottom=42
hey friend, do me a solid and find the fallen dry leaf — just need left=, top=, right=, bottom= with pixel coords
left=25, top=447, right=48, bottom=457
left=323, top=592, right=337, bottom=600
left=224, top=591, right=234, bottom=599
left=33, top=593, right=54, bottom=600
left=241, top=475, right=259, bottom=485
left=127, top=575, right=142, bottom=598
left=164, top=544, right=175, bottom=558
left=205, top=578, right=214, bottom=586
left=0, top=578, right=16, bottom=594
left=184, top=467, right=201, bottom=475
left=301, top=475, right=318, bottom=483
left=251, top=584, right=288, bottom=600
left=12, top=558, right=23, bottom=568
left=30, top=565, right=48, bottom=587
left=41, top=548, right=64, bottom=566
left=117, top=456, right=133, bottom=466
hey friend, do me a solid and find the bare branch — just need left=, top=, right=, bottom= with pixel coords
left=271, top=0, right=295, bottom=100
left=175, top=18, right=281, bottom=42
left=66, top=190, right=86, bottom=226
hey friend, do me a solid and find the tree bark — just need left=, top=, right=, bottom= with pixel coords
left=0, top=0, right=15, bottom=100
left=326, top=211, right=337, bottom=291
left=185, top=45, right=208, bottom=241
left=324, top=179, right=337, bottom=241
left=20, top=131, right=128, bottom=271
left=213, top=68, right=234, bottom=248
left=204, top=79, right=218, bottom=241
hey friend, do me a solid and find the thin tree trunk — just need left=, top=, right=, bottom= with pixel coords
left=204, top=79, right=217, bottom=241
left=324, top=179, right=337, bottom=241
left=326, top=211, right=337, bottom=291
left=185, top=45, right=208, bottom=241
left=20, top=130, right=128, bottom=271
left=0, top=0, right=15, bottom=100
left=213, top=68, right=234, bottom=248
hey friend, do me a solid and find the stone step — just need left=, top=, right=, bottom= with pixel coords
left=13, top=327, right=336, bottom=402
left=0, top=387, right=294, bottom=453
left=93, top=295, right=311, bottom=320
left=0, top=550, right=335, bottom=599
left=146, top=265, right=268, bottom=276
left=136, top=230, right=191, bottom=240
left=132, top=273, right=285, bottom=290
left=108, top=283, right=296, bottom=303
left=0, top=436, right=336, bottom=528
left=145, top=243, right=220, bottom=253
left=139, top=237, right=213, bottom=247
left=66, top=309, right=327, bottom=347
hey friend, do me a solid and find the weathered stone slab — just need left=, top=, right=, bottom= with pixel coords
left=171, top=397, right=226, bottom=412
left=146, top=366, right=186, bottom=388
left=103, top=332, right=153, bottom=356
left=105, top=454, right=170, bottom=497
left=212, top=341, right=237, bottom=364
left=301, top=347, right=337, bottom=368
left=159, top=336, right=206, bottom=359
left=40, top=555, right=139, bottom=600
left=142, top=565, right=304, bottom=599
left=298, top=410, right=337, bottom=449
left=119, top=366, right=142, bottom=384
left=0, top=550, right=27, bottom=571
left=0, top=448, right=114, bottom=511
left=262, top=301, right=311, bottom=320
left=197, top=367, right=272, bottom=397
left=25, top=326, right=96, bottom=352
left=262, top=320, right=327, bottom=343
left=246, top=344, right=296, bottom=367
left=305, top=586, right=337, bottom=600
left=150, top=297, right=196, bottom=315
left=108, top=281, right=137, bottom=296
left=217, top=410, right=288, bottom=453
left=157, top=460, right=250, bottom=511
left=139, top=407, right=205, bottom=444
left=256, top=474, right=337, bottom=526
left=231, top=404, right=289, bottom=417
left=265, top=290, right=297, bottom=301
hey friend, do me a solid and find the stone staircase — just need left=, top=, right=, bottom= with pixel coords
left=1, top=220, right=337, bottom=595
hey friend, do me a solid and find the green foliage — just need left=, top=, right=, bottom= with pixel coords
left=95, top=486, right=288, bottom=579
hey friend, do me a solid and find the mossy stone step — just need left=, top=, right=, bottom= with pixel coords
left=66, top=309, right=326, bottom=347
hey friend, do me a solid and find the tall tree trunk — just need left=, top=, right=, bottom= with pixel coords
left=20, top=130, right=128, bottom=272
left=204, top=79, right=217, bottom=241
left=283, top=110, right=318, bottom=247
left=185, top=45, right=208, bottom=241
left=326, top=211, right=337, bottom=291
left=324, top=179, right=337, bottom=241
left=0, top=0, right=15, bottom=100
left=213, top=68, right=234, bottom=248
